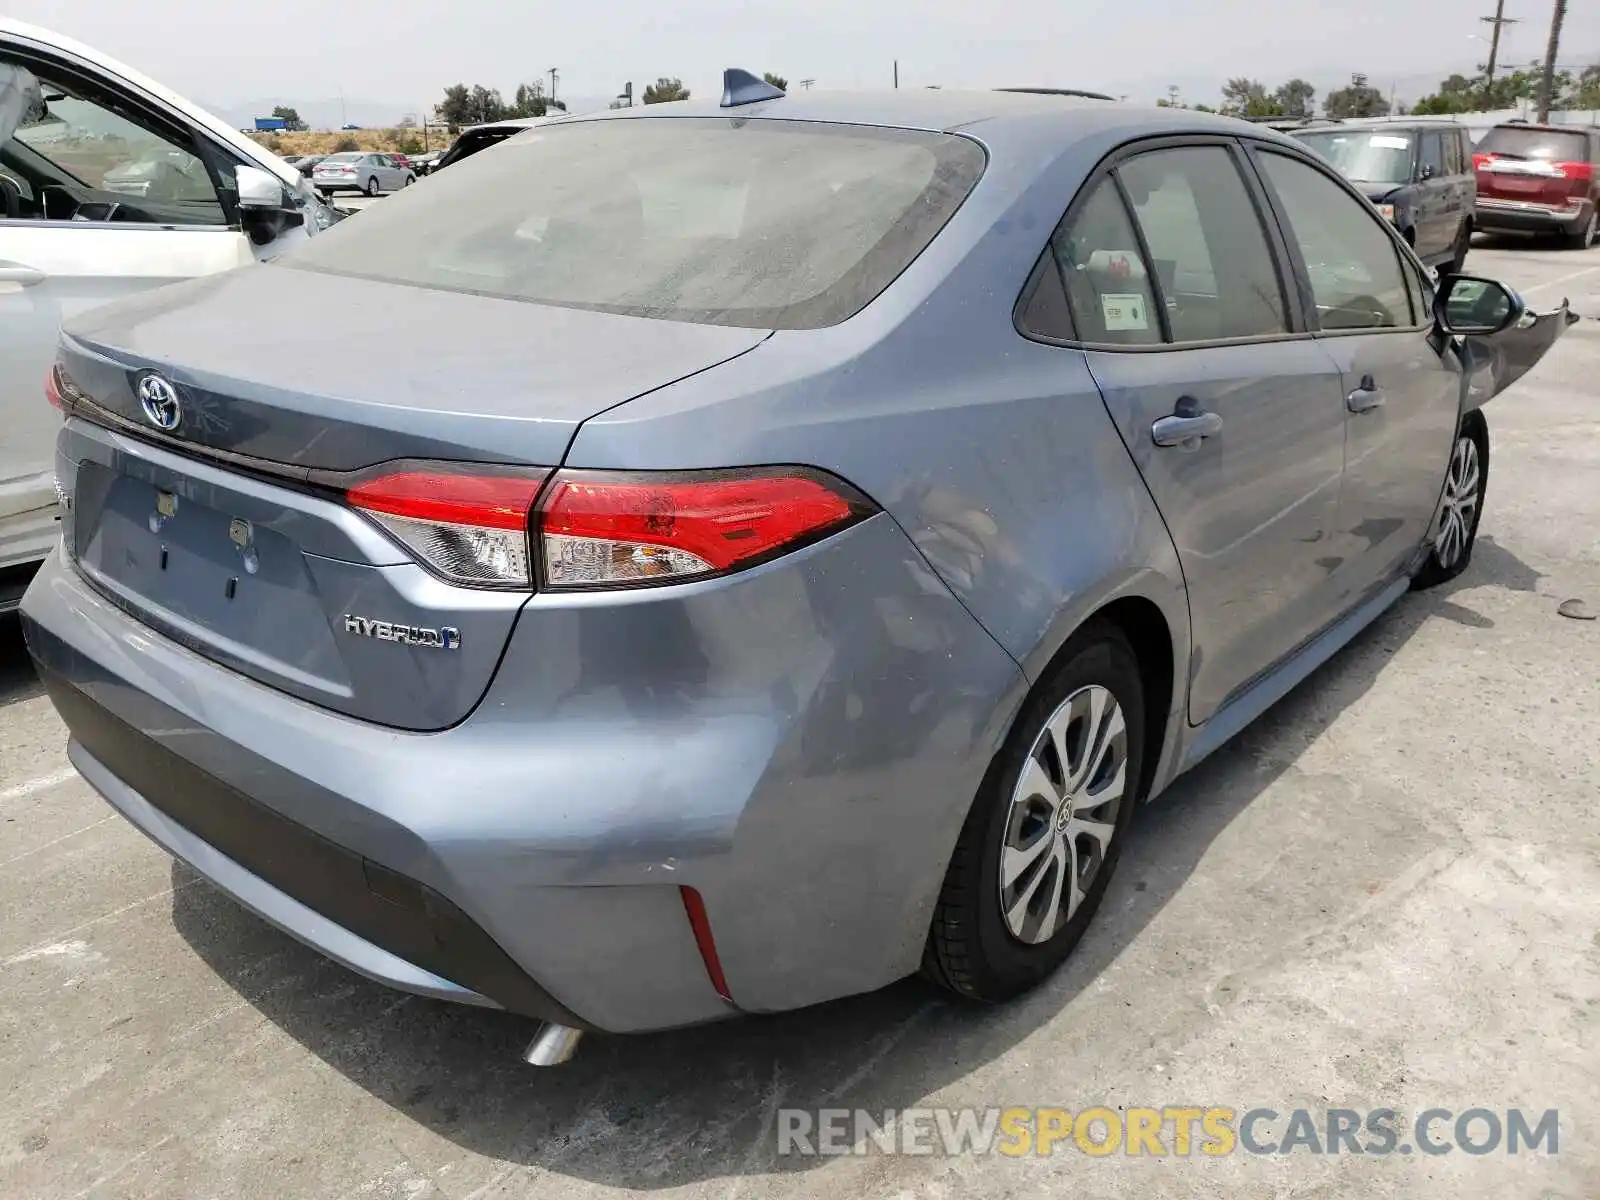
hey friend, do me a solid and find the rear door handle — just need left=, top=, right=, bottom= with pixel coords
left=1151, top=397, right=1223, bottom=449
left=0, top=264, right=45, bottom=287
left=1347, top=374, right=1386, bottom=413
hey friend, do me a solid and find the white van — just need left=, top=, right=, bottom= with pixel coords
left=0, top=19, right=339, bottom=608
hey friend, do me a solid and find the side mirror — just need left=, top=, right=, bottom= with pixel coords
left=1418, top=163, right=1437, bottom=181
left=234, top=164, right=303, bottom=246
left=236, top=164, right=290, bottom=210
left=1434, top=273, right=1524, bottom=337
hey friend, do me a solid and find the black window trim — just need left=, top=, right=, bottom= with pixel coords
left=1013, top=132, right=1310, bottom=354
left=1240, top=139, right=1435, bottom=338
left=1, top=36, right=247, bottom=230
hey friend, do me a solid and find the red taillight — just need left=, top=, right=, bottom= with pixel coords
left=346, top=466, right=548, bottom=588
left=535, top=468, right=871, bottom=589
left=1560, top=161, right=1592, bottom=184
left=1473, top=152, right=1492, bottom=169
left=344, top=463, right=873, bottom=592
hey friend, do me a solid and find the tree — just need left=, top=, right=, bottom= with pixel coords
left=643, top=77, right=690, bottom=104
left=395, top=132, right=424, bottom=155
left=511, top=81, right=549, bottom=118
left=1220, top=77, right=1284, bottom=118
left=437, top=84, right=474, bottom=131
left=1324, top=74, right=1389, bottom=118
left=1572, top=63, right=1600, bottom=109
left=762, top=72, right=788, bottom=92
left=397, top=114, right=417, bottom=129
left=333, top=135, right=360, bottom=153
left=271, top=105, right=307, bottom=132
left=1274, top=79, right=1316, bottom=119
left=468, top=85, right=508, bottom=124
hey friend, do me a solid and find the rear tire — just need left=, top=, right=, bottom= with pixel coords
left=1412, top=415, right=1489, bottom=590
left=365, top=176, right=380, bottom=197
left=403, top=174, right=415, bottom=187
left=924, top=620, right=1145, bottom=1003
left=1564, top=207, right=1597, bottom=250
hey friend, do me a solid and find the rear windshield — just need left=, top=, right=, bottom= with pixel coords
left=323, top=153, right=361, bottom=163
left=1476, top=127, right=1589, bottom=162
left=1295, top=130, right=1414, bottom=186
left=285, top=117, right=987, bottom=329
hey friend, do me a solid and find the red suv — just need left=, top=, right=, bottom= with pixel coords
left=1474, top=123, right=1599, bottom=249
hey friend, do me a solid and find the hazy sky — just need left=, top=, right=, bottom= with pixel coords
left=9, top=0, right=1599, bottom=113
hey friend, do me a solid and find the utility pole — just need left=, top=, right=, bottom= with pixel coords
left=549, top=67, right=559, bottom=109
left=894, top=60, right=899, bottom=89
left=798, top=78, right=815, bottom=90
left=1536, top=0, right=1566, bottom=121
left=1481, top=0, right=1519, bottom=94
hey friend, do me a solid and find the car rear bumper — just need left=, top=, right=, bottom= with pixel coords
left=20, top=515, right=1024, bottom=1032
left=1475, top=197, right=1590, bottom=233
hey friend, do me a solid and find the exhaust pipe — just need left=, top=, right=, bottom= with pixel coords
left=523, top=1022, right=584, bottom=1067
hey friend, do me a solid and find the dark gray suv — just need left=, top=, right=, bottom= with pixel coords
left=1295, top=119, right=1477, bottom=272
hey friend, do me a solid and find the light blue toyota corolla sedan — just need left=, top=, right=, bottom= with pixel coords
left=19, top=72, right=1572, bottom=1065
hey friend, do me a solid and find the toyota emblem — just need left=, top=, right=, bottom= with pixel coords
left=137, top=374, right=182, bottom=432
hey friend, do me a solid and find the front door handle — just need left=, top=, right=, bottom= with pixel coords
left=0, top=264, right=45, bottom=287
left=1151, top=396, right=1223, bottom=449
left=1347, top=373, right=1386, bottom=413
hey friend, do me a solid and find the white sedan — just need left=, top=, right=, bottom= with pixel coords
left=312, top=152, right=415, bottom=197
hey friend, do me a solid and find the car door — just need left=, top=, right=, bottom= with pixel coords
left=1251, top=147, right=1462, bottom=606
left=1412, top=131, right=1450, bottom=260
left=373, top=154, right=398, bottom=191
left=1058, top=140, right=1351, bottom=724
left=0, top=47, right=254, bottom=566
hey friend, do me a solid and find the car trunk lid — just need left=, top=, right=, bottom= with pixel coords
left=55, top=266, right=769, bottom=729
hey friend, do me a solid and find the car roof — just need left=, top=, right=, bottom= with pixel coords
left=525, top=88, right=1305, bottom=158
left=1304, top=117, right=1467, bottom=130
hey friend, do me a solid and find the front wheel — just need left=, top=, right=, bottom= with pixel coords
left=924, top=621, right=1145, bottom=1002
left=1413, top=417, right=1488, bottom=590
left=365, top=176, right=381, bottom=197
left=403, top=174, right=415, bottom=187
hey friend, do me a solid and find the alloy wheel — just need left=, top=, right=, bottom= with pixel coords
left=998, top=684, right=1128, bottom=944
left=1435, top=435, right=1481, bottom=570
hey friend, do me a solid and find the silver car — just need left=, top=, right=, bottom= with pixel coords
left=0, top=18, right=336, bottom=610
left=20, top=74, right=1574, bottom=1064
left=312, top=151, right=415, bottom=196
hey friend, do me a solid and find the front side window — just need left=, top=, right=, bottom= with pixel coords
left=288, top=118, right=987, bottom=329
left=1419, top=132, right=1446, bottom=178
left=0, top=58, right=225, bottom=226
left=1257, top=151, right=1413, bottom=331
left=1051, top=178, right=1161, bottom=346
left=1118, top=146, right=1288, bottom=342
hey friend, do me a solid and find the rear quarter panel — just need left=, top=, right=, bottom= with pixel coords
left=567, top=119, right=1193, bottom=795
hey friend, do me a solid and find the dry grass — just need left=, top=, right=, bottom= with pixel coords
left=246, top=129, right=451, bottom=158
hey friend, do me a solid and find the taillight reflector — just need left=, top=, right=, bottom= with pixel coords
left=44, top=364, right=64, bottom=411
left=680, top=886, right=733, bottom=1003
left=536, top=468, right=871, bottom=589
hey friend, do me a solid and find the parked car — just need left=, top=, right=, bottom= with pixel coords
left=431, top=114, right=571, bottom=171
left=21, top=77, right=1573, bottom=1064
left=1473, top=122, right=1600, bottom=249
left=1294, top=118, right=1477, bottom=271
left=312, top=151, right=415, bottom=196
left=282, top=153, right=326, bottom=178
left=408, top=149, right=443, bottom=175
left=0, top=17, right=339, bottom=610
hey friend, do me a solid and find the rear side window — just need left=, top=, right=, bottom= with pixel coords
left=1477, top=126, right=1589, bottom=163
left=1257, top=152, right=1413, bottom=331
left=1052, top=178, right=1161, bottom=346
left=1118, top=146, right=1288, bottom=342
left=288, top=118, right=987, bottom=329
